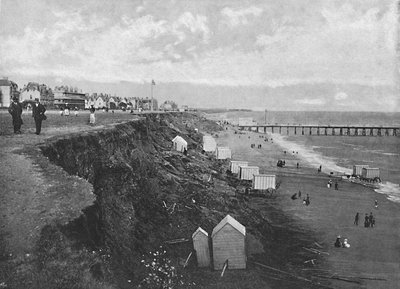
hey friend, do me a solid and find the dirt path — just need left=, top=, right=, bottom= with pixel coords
left=0, top=111, right=118, bottom=286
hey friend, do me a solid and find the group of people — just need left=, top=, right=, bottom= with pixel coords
left=60, top=106, right=79, bottom=117
left=334, top=235, right=351, bottom=248
left=8, top=98, right=98, bottom=135
left=8, top=97, right=46, bottom=135
left=364, top=212, right=375, bottom=228
left=327, top=179, right=339, bottom=190
left=354, top=208, right=377, bottom=228
left=250, top=143, right=262, bottom=149
left=291, top=191, right=310, bottom=206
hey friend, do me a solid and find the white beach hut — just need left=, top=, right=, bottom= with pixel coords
left=353, top=165, right=369, bottom=176
left=172, top=136, right=188, bottom=152
left=239, top=166, right=259, bottom=180
left=252, top=174, right=276, bottom=190
left=230, top=161, right=249, bottom=174
left=212, top=214, right=246, bottom=270
left=192, top=227, right=210, bottom=268
left=203, top=135, right=217, bottom=152
left=215, top=147, right=232, bottom=160
left=362, top=168, right=380, bottom=179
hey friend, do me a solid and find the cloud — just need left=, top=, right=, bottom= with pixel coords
left=171, top=12, right=209, bottom=43
left=334, top=92, right=348, bottom=100
left=221, top=6, right=263, bottom=27
left=136, top=6, right=145, bottom=13
left=296, top=98, right=326, bottom=106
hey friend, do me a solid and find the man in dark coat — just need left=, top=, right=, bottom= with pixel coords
left=8, top=97, right=23, bottom=134
left=32, top=98, right=46, bottom=135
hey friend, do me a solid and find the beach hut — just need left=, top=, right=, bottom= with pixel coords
left=212, top=214, right=246, bottom=270
left=353, top=165, right=369, bottom=176
left=216, top=147, right=232, bottom=159
left=362, top=168, right=380, bottom=179
left=230, top=161, right=249, bottom=174
left=192, top=227, right=210, bottom=268
left=252, top=174, right=276, bottom=190
left=239, top=166, right=259, bottom=180
left=203, top=135, right=217, bottom=152
left=172, top=136, right=187, bottom=152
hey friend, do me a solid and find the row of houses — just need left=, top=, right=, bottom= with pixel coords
left=0, top=77, right=159, bottom=110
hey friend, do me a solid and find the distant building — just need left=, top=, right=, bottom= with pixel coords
left=20, top=82, right=53, bottom=107
left=0, top=77, right=19, bottom=108
left=160, top=100, right=178, bottom=111
left=53, top=86, right=86, bottom=109
left=107, top=96, right=117, bottom=109
left=94, top=94, right=106, bottom=109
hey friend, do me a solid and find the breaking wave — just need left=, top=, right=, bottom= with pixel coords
left=270, top=133, right=352, bottom=175
left=375, top=182, right=400, bottom=204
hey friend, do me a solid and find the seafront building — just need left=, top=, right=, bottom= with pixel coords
left=1, top=77, right=163, bottom=111
left=53, top=86, right=87, bottom=110
left=0, top=77, right=19, bottom=108
left=19, top=82, right=54, bottom=107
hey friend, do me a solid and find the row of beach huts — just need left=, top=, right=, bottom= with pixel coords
left=203, top=135, right=276, bottom=190
left=170, top=135, right=248, bottom=270
left=352, top=165, right=381, bottom=181
left=169, top=134, right=277, bottom=271
left=171, top=135, right=276, bottom=190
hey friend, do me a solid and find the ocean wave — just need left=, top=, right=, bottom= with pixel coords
left=270, top=133, right=352, bottom=175
left=375, top=182, right=400, bottom=203
left=359, top=149, right=399, bottom=157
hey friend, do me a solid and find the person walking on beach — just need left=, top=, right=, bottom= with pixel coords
left=32, top=98, right=46, bottom=135
left=335, top=181, right=339, bottom=190
left=89, top=105, right=96, bottom=125
left=298, top=190, right=302, bottom=198
left=354, top=212, right=359, bottom=226
left=8, top=96, right=23, bottom=134
left=306, top=194, right=310, bottom=206
left=374, top=199, right=378, bottom=208
left=364, top=213, right=369, bottom=228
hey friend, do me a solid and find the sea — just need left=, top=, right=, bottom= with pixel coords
left=207, top=111, right=400, bottom=203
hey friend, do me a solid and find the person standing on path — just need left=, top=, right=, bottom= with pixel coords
left=32, top=98, right=46, bottom=135
left=354, top=212, right=359, bottom=225
left=89, top=105, right=96, bottom=125
left=8, top=96, right=23, bottom=134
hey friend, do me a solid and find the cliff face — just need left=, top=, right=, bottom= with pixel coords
left=40, top=113, right=271, bottom=284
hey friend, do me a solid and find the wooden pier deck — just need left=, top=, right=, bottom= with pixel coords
left=238, top=125, right=399, bottom=136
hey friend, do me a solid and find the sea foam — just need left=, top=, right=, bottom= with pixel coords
left=270, top=133, right=352, bottom=175
left=375, top=182, right=400, bottom=203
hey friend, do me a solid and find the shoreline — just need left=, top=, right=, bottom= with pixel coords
left=213, top=122, right=400, bottom=288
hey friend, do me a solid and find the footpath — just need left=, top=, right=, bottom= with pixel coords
left=0, top=111, right=126, bottom=287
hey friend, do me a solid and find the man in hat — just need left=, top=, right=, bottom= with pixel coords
left=32, top=98, right=46, bottom=135
left=8, top=96, right=23, bottom=134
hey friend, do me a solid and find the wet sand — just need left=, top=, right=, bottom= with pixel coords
left=215, top=125, right=400, bottom=289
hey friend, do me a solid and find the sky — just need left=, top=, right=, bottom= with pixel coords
left=0, top=0, right=399, bottom=111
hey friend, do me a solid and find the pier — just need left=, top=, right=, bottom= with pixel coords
left=238, top=125, right=399, bottom=136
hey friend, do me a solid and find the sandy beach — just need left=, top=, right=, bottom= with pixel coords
left=215, top=124, right=400, bottom=288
